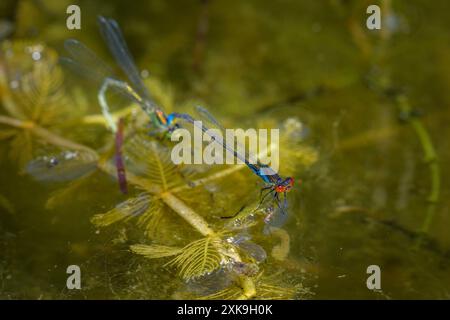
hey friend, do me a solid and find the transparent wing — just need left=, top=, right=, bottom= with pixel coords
left=194, top=105, right=226, bottom=131
left=26, top=150, right=98, bottom=182
left=238, top=240, right=267, bottom=262
left=97, top=16, right=153, bottom=103
left=61, top=39, right=140, bottom=104
left=185, top=267, right=235, bottom=296
left=173, top=110, right=246, bottom=165
left=192, top=106, right=259, bottom=166
left=230, top=233, right=267, bottom=262
left=263, top=207, right=289, bottom=235
left=62, top=39, right=114, bottom=83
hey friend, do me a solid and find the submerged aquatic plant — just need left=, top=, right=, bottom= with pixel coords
left=347, top=1, right=441, bottom=247
left=0, top=36, right=318, bottom=299
left=181, top=269, right=307, bottom=300
left=93, top=117, right=315, bottom=297
left=132, top=235, right=226, bottom=280
left=91, top=135, right=195, bottom=236
left=0, top=41, right=75, bottom=170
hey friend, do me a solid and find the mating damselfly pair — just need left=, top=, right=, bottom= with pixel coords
left=29, top=16, right=295, bottom=230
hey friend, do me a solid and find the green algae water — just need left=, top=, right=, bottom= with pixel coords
left=1, top=0, right=450, bottom=300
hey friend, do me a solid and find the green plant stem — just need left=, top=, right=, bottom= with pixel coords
left=237, top=276, right=256, bottom=300
left=160, top=192, right=215, bottom=236
left=396, top=96, right=440, bottom=243
left=346, top=0, right=440, bottom=248
left=0, top=115, right=95, bottom=152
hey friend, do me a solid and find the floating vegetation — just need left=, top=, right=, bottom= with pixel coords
left=0, top=41, right=75, bottom=170
left=130, top=243, right=183, bottom=259
left=1, top=1, right=447, bottom=301
left=0, top=34, right=314, bottom=297
left=166, top=236, right=225, bottom=280
left=191, top=271, right=303, bottom=300
left=92, top=192, right=160, bottom=228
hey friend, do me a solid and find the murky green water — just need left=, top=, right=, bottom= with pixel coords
left=1, top=0, right=449, bottom=299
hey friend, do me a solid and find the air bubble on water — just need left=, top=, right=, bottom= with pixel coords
left=284, top=118, right=303, bottom=133
left=283, top=117, right=309, bottom=140
left=31, top=51, right=41, bottom=61
left=49, top=157, right=59, bottom=167
left=63, top=151, right=78, bottom=160
left=141, top=69, right=149, bottom=78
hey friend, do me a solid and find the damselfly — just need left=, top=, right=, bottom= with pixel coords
left=61, top=16, right=178, bottom=135
left=171, top=107, right=295, bottom=219
left=61, top=16, right=179, bottom=192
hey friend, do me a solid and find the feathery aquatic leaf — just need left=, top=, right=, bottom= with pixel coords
left=91, top=192, right=153, bottom=227
left=0, top=42, right=76, bottom=171
left=165, top=236, right=224, bottom=280
left=136, top=200, right=163, bottom=237
left=126, top=135, right=185, bottom=190
left=45, top=173, right=92, bottom=209
left=130, top=244, right=182, bottom=259
left=9, top=131, right=33, bottom=170
left=91, top=192, right=164, bottom=237
left=1, top=42, right=70, bottom=126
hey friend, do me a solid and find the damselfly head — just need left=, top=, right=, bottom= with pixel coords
left=274, top=177, right=294, bottom=193
left=287, top=177, right=294, bottom=188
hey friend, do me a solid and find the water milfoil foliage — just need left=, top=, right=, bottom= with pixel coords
left=0, top=39, right=318, bottom=299
left=0, top=42, right=75, bottom=169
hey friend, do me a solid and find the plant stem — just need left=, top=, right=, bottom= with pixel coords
left=0, top=114, right=95, bottom=152
left=160, top=191, right=215, bottom=236
left=237, top=276, right=256, bottom=300
left=396, top=95, right=440, bottom=244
